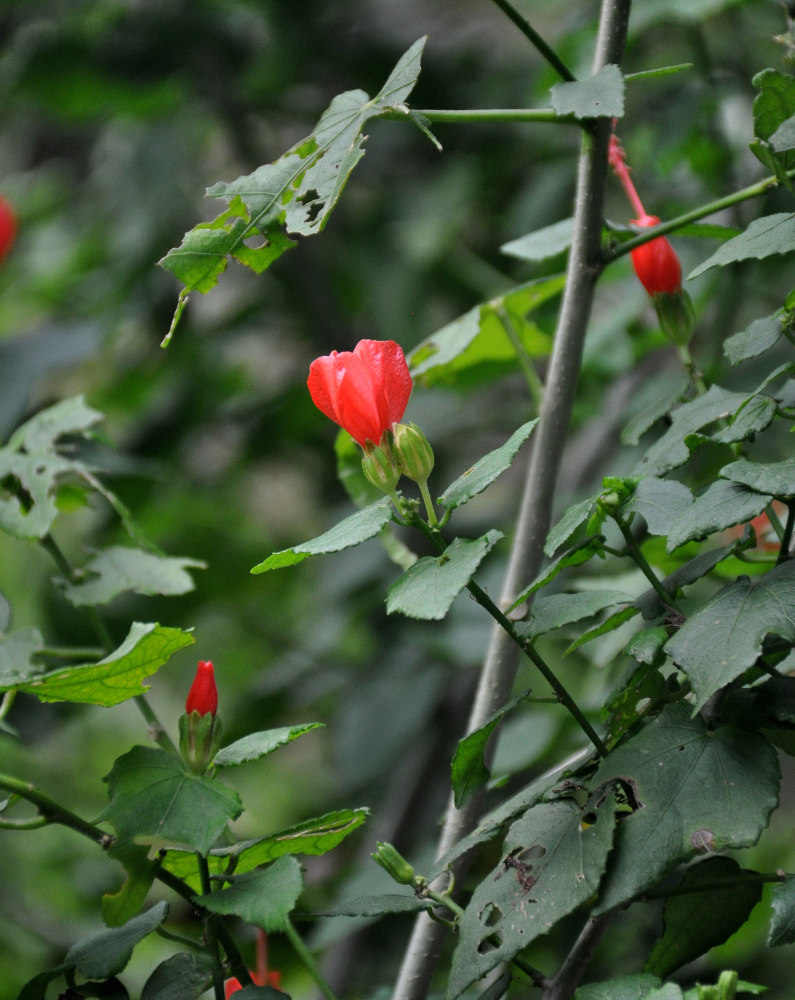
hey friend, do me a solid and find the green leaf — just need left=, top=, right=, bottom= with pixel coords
left=162, top=808, right=369, bottom=888
left=101, top=842, right=157, bottom=928
left=769, top=875, right=795, bottom=945
left=627, top=627, right=669, bottom=665
left=198, top=855, right=303, bottom=932
left=141, top=953, right=216, bottom=1000
left=386, top=530, right=502, bottom=620
left=621, top=374, right=690, bottom=446
left=771, top=112, right=795, bottom=152
left=64, top=902, right=168, bottom=980
left=550, top=64, right=625, bottom=119
left=592, top=704, right=780, bottom=913
left=753, top=69, right=795, bottom=138
left=408, top=276, right=563, bottom=385
left=101, top=746, right=242, bottom=854
left=439, top=420, right=538, bottom=511
left=451, top=690, right=532, bottom=808
left=646, top=857, right=763, bottom=977
left=665, top=480, right=770, bottom=552
left=59, top=547, right=205, bottom=606
left=544, top=496, right=597, bottom=555
left=159, top=38, right=426, bottom=312
left=575, top=975, right=667, bottom=1000
left=724, top=314, right=784, bottom=363
left=0, top=627, right=43, bottom=686
left=501, top=218, right=574, bottom=262
left=721, top=456, right=795, bottom=498
left=335, top=428, right=383, bottom=508
left=665, top=560, right=795, bottom=711
left=214, top=724, right=323, bottom=767
left=515, top=590, right=633, bottom=639
left=634, top=543, right=738, bottom=620
left=635, top=386, right=749, bottom=478
left=510, top=535, right=605, bottom=609
left=449, top=796, right=618, bottom=998
left=626, top=478, right=694, bottom=536
left=251, top=497, right=393, bottom=573
left=2, top=622, right=194, bottom=706
left=312, top=894, right=428, bottom=918
left=688, top=213, right=795, bottom=278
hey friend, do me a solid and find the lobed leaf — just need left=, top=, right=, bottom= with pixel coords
left=59, top=546, right=205, bottom=606
left=101, top=746, right=242, bottom=855
left=197, top=855, right=303, bottom=932
left=665, top=559, right=795, bottom=711
left=721, top=456, right=795, bottom=498
left=386, top=530, right=502, bottom=620
left=665, top=479, right=771, bottom=552
left=515, top=590, right=633, bottom=640
left=550, top=64, right=625, bottom=119
left=449, top=796, right=617, bottom=998
left=625, top=477, right=694, bottom=537
left=251, top=497, right=393, bottom=573
left=439, top=420, right=538, bottom=511
left=593, top=704, right=780, bottom=913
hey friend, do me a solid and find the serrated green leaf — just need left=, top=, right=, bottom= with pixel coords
left=450, top=796, right=618, bottom=998
left=64, top=902, right=168, bottom=980
left=626, top=478, right=694, bottom=536
left=575, top=975, right=667, bottom=1000
left=769, top=875, right=795, bottom=945
left=8, top=394, right=104, bottom=452
left=251, top=497, right=393, bottom=573
left=550, top=64, right=625, bottom=119
left=198, top=856, right=302, bottom=932
left=665, top=560, right=795, bottom=711
left=162, top=808, right=369, bottom=888
left=101, top=746, right=242, bottom=854
left=646, top=857, right=763, bottom=977
left=627, top=627, right=669, bottom=665
left=0, top=628, right=43, bottom=686
left=565, top=605, right=640, bottom=654
left=593, top=704, right=780, bottom=913
left=451, top=690, right=532, bottom=808
left=771, top=112, right=795, bottom=151
left=688, top=213, right=795, bottom=278
left=439, top=420, right=538, bottom=510
left=510, top=535, right=605, bottom=610
left=101, top=842, right=157, bottom=928
left=408, top=275, right=563, bottom=384
left=500, top=218, right=574, bottom=262
left=721, top=456, right=795, bottom=498
left=2, top=622, right=194, bottom=706
left=725, top=314, right=784, bottom=363
left=544, top=496, right=597, bottom=555
left=665, top=480, right=770, bottom=552
left=59, top=547, right=205, bottom=606
left=621, top=374, right=690, bottom=446
left=214, top=724, right=323, bottom=767
left=634, top=543, right=737, bottom=620
left=386, top=530, right=502, bottom=620
left=753, top=68, right=795, bottom=142
left=634, top=386, right=748, bottom=477
left=515, top=590, right=633, bottom=640
left=159, top=38, right=426, bottom=325
left=141, top=952, right=215, bottom=1000
left=312, top=894, right=428, bottom=918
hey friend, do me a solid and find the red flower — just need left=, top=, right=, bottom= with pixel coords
left=307, top=339, right=412, bottom=449
left=185, top=660, right=218, bottom=717
left=224, top=970, right=282, bottom=997
left=0, top=195, right=16, bottom=261
left=630, top=215, right=682, bottom=297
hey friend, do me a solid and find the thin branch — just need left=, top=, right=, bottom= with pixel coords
left=382, top=107, right=572, bottom=124
left=543, top=914, right=616, bottom=1000
left=487, top=0, right=577, bottom=81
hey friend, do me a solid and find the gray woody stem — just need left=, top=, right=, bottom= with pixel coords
left=390, top=2, right=631, bottom=998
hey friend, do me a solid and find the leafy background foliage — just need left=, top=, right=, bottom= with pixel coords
left=2, top=0, right=795, bottom=997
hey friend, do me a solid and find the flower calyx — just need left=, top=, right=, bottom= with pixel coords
left=179, top=660, right=223, bottom=775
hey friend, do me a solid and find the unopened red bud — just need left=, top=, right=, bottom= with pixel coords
left=0, top=195, right=16, bottom=262
left=630, top=215, right=682, bottom=297
left=185, top=660, right=218, bottom=717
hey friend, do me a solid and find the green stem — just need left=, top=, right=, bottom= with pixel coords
left=156, top=926, right=205, bottom=951
left=603, top=167, right=795, bottom=262
left=383, top=106, right=570, bottom=124
left=0, top=690, right=16, bottom=726
left=612, top=513, right=682, bottom=613
left=487, top=0, right=577, bottom=81
left=134, top=694, right=179, bottom=755
left=198, top=855, right=226, bottom=1000
left=417, top=479, right=439, bottom=528
left=283, top=917, right=340, bottom=1000
left=676, top=342, right=708, bottom=395
left=424, top=887, right=465, bottom=919
left=494, top=302, right=545, bottom=409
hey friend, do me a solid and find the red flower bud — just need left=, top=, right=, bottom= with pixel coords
left=0, top=195, right=17, bottom=262
left=630, top=215, right=682, bottom=297
left=308, top=339, right=412, bottom=449
left=185, top=660, right=218, bottom=717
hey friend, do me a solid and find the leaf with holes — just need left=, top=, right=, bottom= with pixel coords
left=160, top=38, right=427, bottom=331
left=592, top=704, right=780, bottom=914
left=449, top=796, right=618, bottom=998
left=665, top=560, right=795, bottom=711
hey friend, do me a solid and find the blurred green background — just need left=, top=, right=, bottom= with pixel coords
left=2, top=0, right=795, bottom=996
